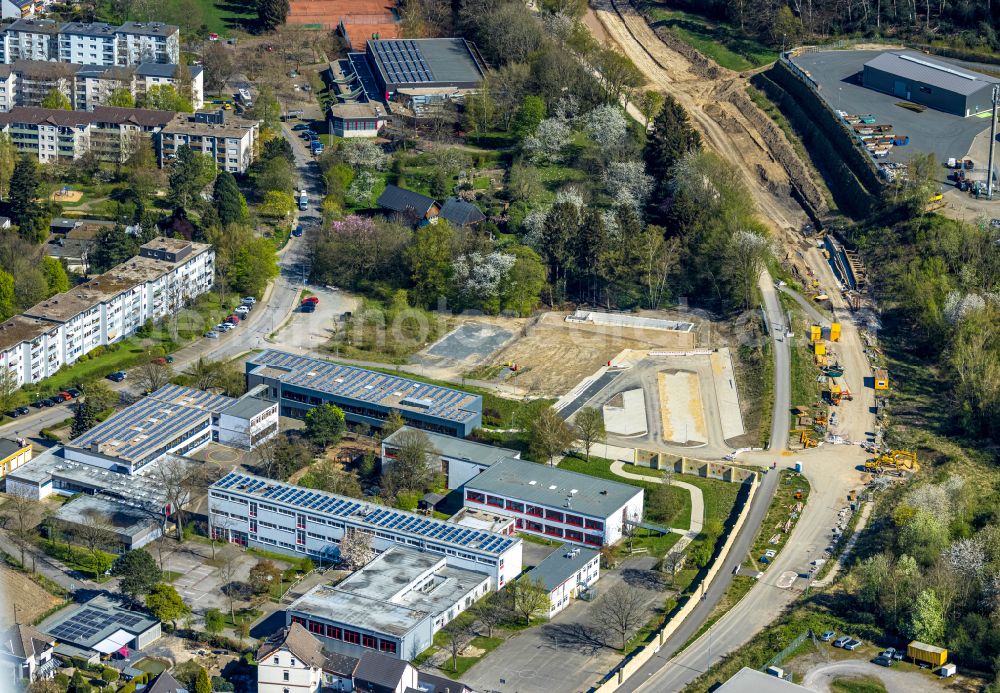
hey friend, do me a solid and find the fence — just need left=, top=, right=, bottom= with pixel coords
left=589, top=475, right=760, bottom=692
left=765, top=630, right=811, bottom=670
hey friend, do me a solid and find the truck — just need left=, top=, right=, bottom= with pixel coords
left=908, top=641, right=947, bottom=667
left=298, top=190, right=308, bottom=211
left=237, top=88, right=253, bottom=107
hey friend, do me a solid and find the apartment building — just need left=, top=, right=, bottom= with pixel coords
left=209, top=471, right=523, bottom=588
left=464, top=457, right=645, bottom=547
left=159, top=109, right=259, bottom=173
left=0, top=237, right=214, bottom=389
left=0, top=105, right=175, bottom=163
left=0, top=19, right=179, bottom=66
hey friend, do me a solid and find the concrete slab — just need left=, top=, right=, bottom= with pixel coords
left=656, top=370, right=707, bottom=444
left=422, top=322, right=514, bottom=363
left=711, top=348, right=745, bottom=441
left=602, top=389, right=648, bottom=435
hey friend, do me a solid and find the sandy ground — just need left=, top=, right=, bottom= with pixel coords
left=483, top=312, right=700, bottom=395
left=0, top=565, right=62, bottom=627
left=657, top=370, right=707, bottom=444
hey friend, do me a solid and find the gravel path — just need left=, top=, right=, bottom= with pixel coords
left=801, top=660, right=948, bottom=692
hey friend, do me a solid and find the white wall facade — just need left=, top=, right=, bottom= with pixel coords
left=216, top=404, right=279, bottom=450
left=59, top=32, right=115, bottom=65
left=546, top=554, right=600, bottom=618
left=116, top=31, right=179, bottom=66
left=4, top=29, right=55, bottom=62
left=257, top=648, right=324, bottom=693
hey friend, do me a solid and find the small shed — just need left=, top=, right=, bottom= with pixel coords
left=439, top=197, right=486, bottom=228
left=419, top=491, right=446, bottom=511
left=377, top=184, right=439, bottom=221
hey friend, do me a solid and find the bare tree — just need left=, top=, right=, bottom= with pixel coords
left=338, top=528, right=374, bottom=570
left=1, top=487, right=44, bottom=567
left=183, top=357, right=221, bottom=390
left=528, top=407, right=575, bottom=465
left=135, top=360, right=172, bottom=394
left=382, top=429, right=435, bottom=498
left=574, top=407, right=606, bottom=462
left=594, top=583, right=647, bottom=650
left=442, top=619, right=476, bottom=672
left=217, top=544, right=242, bottom=620
left=662, top=550, right=686, bottom=586
left=149, top=456, right=219, bottom=540
left=471, top=592, right=507, bottom=637
left=509, top=577, right=551, bottom=624
left=621, top=510, right=642, bottom=553
left=74, top=512, right=116, bottom=577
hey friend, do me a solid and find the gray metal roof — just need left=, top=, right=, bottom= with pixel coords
left=53, top=494, right=159, bottom=541
left=715, top=668, right=808, bottom=691
left=118, top=21, right=177, bottom=37
left=220, top=395, right=275, bottom=420
left=864, top=51, right=1000, bottom=96
left=465, top=458, right=643, bottom=520
left=39, top=594, right=158, bottom=650
left=135, top=62, right=179, bottom=78
left=527, top=544, right=599, bottom=592
left=383, top=427, right=517, bottom=467
left=355, top=652, right=412, bottom=689
left=438, top=197, right=486, bottom=227
left=367, top=38, right=484, bottom=87
left=377, top=184, right=437, bottom=215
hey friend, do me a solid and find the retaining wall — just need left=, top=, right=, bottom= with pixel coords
left=634, top=451, right=758, bottom=484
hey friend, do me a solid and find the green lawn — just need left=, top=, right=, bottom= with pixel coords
left=639, top=3, right=777, bottom=71
left=37, top=539, right=115, bottom=580
left=746, top=470, right=811, bottom=569
left=831, top=677, right=889, bottom=693
left=132, top=658, right=167, bottom=677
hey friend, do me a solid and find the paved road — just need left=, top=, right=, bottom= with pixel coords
left=760, top=271, right=791, bottom=452
left=801, top=660, right=947, bottom=693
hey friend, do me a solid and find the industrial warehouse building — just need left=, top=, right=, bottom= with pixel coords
left=209, top=471, right=522, bottom=587
left=862, top=51, right=999, bottom=117
left=464, top=457, right=645, bottom=547
left=245, top=350, right=483, bottom=436
left=287, top=546, right=490, bottom=660
left=361, top=38, right=484, bottom=97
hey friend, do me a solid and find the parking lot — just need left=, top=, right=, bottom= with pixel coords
left=790, top=50, right=993, bottom=172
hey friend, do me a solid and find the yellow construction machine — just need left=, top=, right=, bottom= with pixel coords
left=865, top=450, right=919, bottom=475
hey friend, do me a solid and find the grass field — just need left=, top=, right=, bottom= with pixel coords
left=638, top=3, right=777, bottom=71
left=831, top=677, right=889, bottom=693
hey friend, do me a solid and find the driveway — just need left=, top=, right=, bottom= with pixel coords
left=462, top=557, right=668, bottom=693
left=801, top=660, right=950, bottom=692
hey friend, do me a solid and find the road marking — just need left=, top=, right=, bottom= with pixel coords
left=776, top=571, right=798, bottom=589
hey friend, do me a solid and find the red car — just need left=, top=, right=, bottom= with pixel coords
left=57, top=391, right=72, bottom=401
left=226, top=314, right=241, bottom=324
left=302, top=296, right=319, bottom=305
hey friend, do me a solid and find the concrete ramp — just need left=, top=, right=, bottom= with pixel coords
left=711, top=348, right=745, bottom=441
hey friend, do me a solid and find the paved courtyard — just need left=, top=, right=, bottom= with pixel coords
left=462, top=557, right=668, bottom=693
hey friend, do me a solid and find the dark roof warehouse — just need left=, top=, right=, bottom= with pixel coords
left=862, top=51, right=999, bottom=116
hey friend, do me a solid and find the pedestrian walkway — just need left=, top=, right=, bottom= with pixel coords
left=609, top=461, right=704, bottom=551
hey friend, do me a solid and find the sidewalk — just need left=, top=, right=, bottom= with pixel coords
left=609, top=461, right=705, bottom=551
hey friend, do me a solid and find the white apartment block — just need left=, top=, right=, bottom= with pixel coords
left=0, top=105, right=175, bottom=164
left=0, top=19, right=180, bottom=66
left=0, top=237, right=214, bottom=390
left=209, top=471, right=523, bottom=589
left=160, top=110, right=260, bottom=174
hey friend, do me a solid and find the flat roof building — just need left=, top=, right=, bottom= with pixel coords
left=364, top=39, right=484, bottom=96
left=246, top=350, right=483, bottom=437
left=381, top=426, right=518, bottom=489
left=38, top=594, right=160, bottom=663
left=715, top=667, right=808, bottom=692
left=287, top=546, right=490, bottom=660
left=51, top=494, right=163, bottom=551
left=0, top=436, right=31, bottom=481
left=209, top=471, right=522, bottom=587
left=464, top=457, right=645, bottom=547
left=862, top=51, right=1000, bottom=117
left=528, top=544, right=600, bottom=617
left=159, top=109, right=259, bottom=174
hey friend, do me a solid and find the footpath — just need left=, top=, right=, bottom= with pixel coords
left=609, top=461, right=705, bottom=551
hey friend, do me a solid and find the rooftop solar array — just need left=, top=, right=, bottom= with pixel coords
left=213, top=472, right=517, bottom=556
left=247, top=350, right=479, bottom=423
left=371, top=39, right=433, bottom=84
left=72, top=384, right=235, bottom=464
left=46, top=607, right=145, bottom=645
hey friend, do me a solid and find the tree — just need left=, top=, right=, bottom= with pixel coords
left=148, top=455, right=211, bottom=541
left=574, top=407, right=605, bottom=461
left=382, top=428, right=434, bottom=498
left=407, top=223, right=456, bottom=309
left=194, top=667, right=211, bottom=693
left=135, top=360, right=172, bottom=394
left=169, top=145, right=216, bottom=208
left=509, top=577, right=550, bottom=624
left=910, top=588, right=945, bottom=643
left=42, top=257, right=69, bottom=295
left=528, top=407, right=575, bottom=464
left=146, top=583, right=190, bottom=628
left=636, top=90, right=665, bottom=127
left=594, top=583, right=646, bottom=650
left=41, top=88, right=70, bottom=110
left=203, top=42, right=236, bottom=93
left=442, top=619, right=475, bottom=673
left=69, top=670, right=92, bottom=693
left=0, top=133, right=16, bottom=201
left=81, top=381, right=117, bottom=413
left=648, top=480, right=676, bottom=523
left=204, top=608, right=225, bottom=634
left=111, top=549, right=162, bottom=603
left=339, top=527, right=374, bottom=569
left=213, top=170, right=249, bottom=227
left=184, top=357, right=221, bottom=391
left=512, top=95, right=546, bottom=138
left=502, top=245, right=546, bottom=317
left=259, top=190, right=295, bottom=218
left=227, top=237, right=278, bottom=297
left=142, top=84, right=192, bottom=112
left=725, top=230, right=772, bottom=311
left=217, top=545, right=242, bottom=619
left=304, top=403, right=346, bottom=448
left=1, top=486, right=43, bottom=566
left=9, top=155, right=47, bottom=243
left=248, top=560, right=282, bottom=596
left=381, top=410, right=405, bottom=437
left=71, top=402, right=97, bottom=440
left=305, top=461, right=362, bottom=497
left=0, top=270, right=11, bottom=322
left=75, top=513, right=116, bottom=576
left=257, top=0, right=290, bottom=30
left=644, top=94, right=701, bottom=188
left=0, top=363, right=20, bottom=412
left=472, top=593, right=507, bottom=637
left=91, top=224, right=138, bottom=273
left=107, top=87, right=135, bottom=107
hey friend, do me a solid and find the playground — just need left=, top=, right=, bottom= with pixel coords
left=49, top=187, right=84, bottom=204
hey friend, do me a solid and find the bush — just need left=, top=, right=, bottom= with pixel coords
left=101, top=667, right=119, bottom=682
left=297, top=557, right=314, bottom=573
left=211, top=676, right=235, bottom=692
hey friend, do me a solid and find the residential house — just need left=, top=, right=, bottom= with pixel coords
left=0, top=19, right=180, bottom=66
left=145, top=671, right=188, bottom=693
left=376, top=184, right=439, bottom=223
left=0, top=623, right=56, bottom=684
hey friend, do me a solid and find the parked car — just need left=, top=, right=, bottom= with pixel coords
left=205, top=330, right=220, bottom=339
left=819, top=631, right=836, bottom=642
left=108, top=371, right=127, bottom=382
left=66, top=388, right=81, bottom=398
left=845, top=639, right=863, bottom=651
left=764, top=549, right=777, bottom=559
left=46, top=396, right=63, bottom=406
left=57, top=391, right=73, bottom=401
left=226, top=314, right=241, bottom=324
left=874, top=655, right=894, bottom=667
left=242, top=296, right=257, bottom=305
left=292, top=224, right=303, bottom=237
left=292, top=123, right=310, bottom=131
left=832, top=636, right=851, bottom=648
left=6, top=407, right=25, bottom=418
left=303, top=296, right=319, bottom=305
left=234, top=305, right=250, bottom=315
left=300, top=301, right=316, bottom=313
left=31, top=399, right=47, bottom=408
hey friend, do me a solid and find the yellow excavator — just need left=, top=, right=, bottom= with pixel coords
left=865, top=450, right=919, bottom=475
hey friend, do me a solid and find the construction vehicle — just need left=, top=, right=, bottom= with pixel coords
left=874, top=368, right=889, bottom=390
left=830, top=323, right=841, bottom=341
left=827, top=381, right=854, bottom=405
left=865, top=450, right=918, bottom=474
